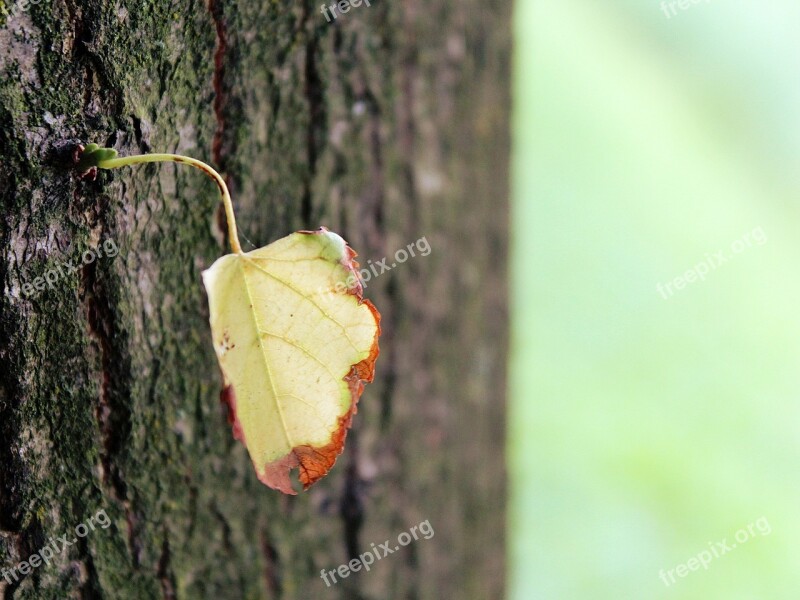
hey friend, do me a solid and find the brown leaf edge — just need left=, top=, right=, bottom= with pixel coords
left=220, top=228, right=381, bottom=494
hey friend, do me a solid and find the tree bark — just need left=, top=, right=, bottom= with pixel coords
left=0, top=0, right=509, bottom=598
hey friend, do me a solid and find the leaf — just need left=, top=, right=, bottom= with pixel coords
left=202, top=227, right=380, bottom=494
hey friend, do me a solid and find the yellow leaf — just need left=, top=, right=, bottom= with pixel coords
left=78, top=147, right=381, bottom=493
left=202, top=227, right=380, bottom=494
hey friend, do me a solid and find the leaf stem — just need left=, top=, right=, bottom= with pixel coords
left=82, top=147, right=243, bottom=254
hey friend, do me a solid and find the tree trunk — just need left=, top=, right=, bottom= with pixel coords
left=0, top=0, right=509, bottom=598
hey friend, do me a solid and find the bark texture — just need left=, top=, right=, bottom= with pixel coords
left=0, top=0, right=509, bottom=598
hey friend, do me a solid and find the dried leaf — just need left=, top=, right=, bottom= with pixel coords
left=202, top=227, right=380, bottom=494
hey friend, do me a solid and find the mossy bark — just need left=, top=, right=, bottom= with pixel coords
left=0, top=0, right=510, bottom=598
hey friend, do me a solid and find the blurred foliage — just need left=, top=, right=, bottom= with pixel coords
left=509, top=0, right=800, bottom=598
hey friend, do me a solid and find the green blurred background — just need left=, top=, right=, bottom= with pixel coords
left=509, top=0, right=800, bottom=598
